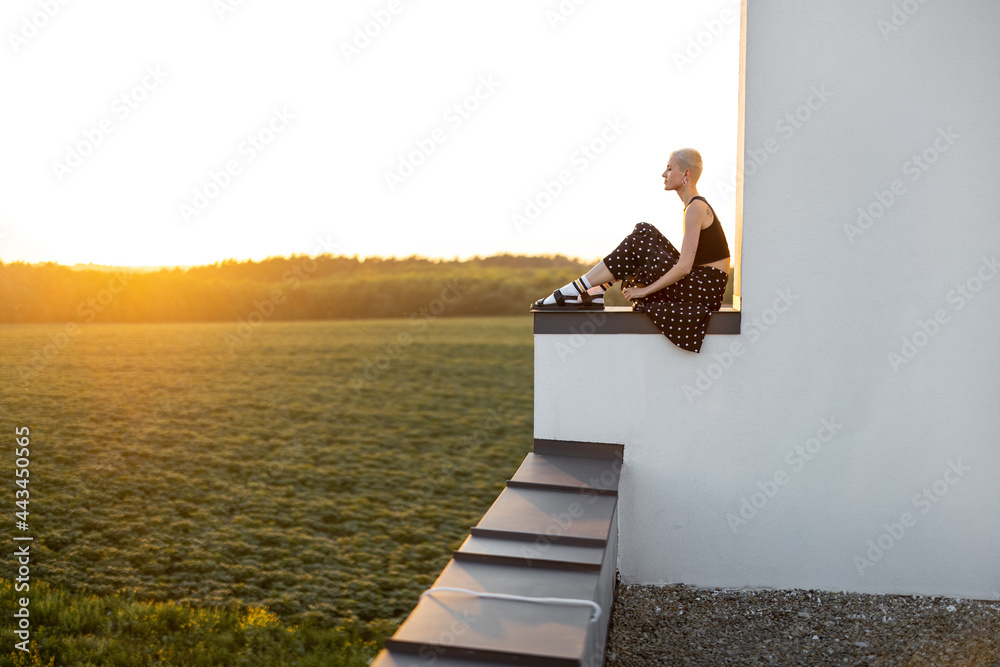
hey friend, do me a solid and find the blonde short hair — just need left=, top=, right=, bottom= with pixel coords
left=670, top=148, right=703, bottom=183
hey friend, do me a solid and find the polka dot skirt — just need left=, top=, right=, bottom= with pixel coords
left=603, top=222, right=729, bottom=353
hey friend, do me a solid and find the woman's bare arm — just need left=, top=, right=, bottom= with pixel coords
left=622, top=200, right=709, bottom=300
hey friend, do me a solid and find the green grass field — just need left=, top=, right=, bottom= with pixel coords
left=0, top=317, right=535, bottom=665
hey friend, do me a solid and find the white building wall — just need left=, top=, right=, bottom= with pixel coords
left=534, top=0, right=1000, bottom=599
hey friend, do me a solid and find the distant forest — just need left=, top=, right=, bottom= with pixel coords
left=0, top=254, right=735, bottom=324
left=0, top=254, right=609, bottom=324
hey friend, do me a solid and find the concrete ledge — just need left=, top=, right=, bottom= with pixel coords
left=372, top=440, right=621, bottom=666
left=533, top=438, right=624, bottom=461
left=533, top=306, right=741, bottom=335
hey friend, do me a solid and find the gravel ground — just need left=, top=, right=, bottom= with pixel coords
left=605, top=584, right=1000, bottom=666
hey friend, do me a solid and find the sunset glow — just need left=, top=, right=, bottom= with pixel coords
left=1, top=0, right=739, bottom=268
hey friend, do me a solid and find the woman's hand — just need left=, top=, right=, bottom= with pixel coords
left=622, top=285, right=651, bottom=301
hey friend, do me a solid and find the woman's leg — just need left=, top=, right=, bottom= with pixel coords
left=533, top=273, right=603, bottom=307
left=602, top=222, right=677, bottom=285
left=534, top=223, right=663, bottom=307
left=583, top=261, right=615, bottom=287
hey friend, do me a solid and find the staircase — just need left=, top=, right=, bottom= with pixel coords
left=370, top=438, right=622, bottom=667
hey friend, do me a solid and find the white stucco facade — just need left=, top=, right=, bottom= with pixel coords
left=534, top=1, right=1000, bottom=599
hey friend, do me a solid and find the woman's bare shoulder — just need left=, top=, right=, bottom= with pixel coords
left=684, top=198, right=712, bottom=227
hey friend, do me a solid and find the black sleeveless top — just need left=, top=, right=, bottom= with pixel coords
left=687, top=196, right=731, bottom=264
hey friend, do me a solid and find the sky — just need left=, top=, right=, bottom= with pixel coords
left=1, top=0, right=740, bottom=267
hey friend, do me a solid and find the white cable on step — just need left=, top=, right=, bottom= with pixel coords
left=419, top=586, right=602, bottom=623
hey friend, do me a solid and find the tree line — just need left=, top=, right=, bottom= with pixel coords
left=0, top=254, right=601, bottom=324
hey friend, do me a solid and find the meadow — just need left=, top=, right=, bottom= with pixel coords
left=0, top=316, right=535, bottom=665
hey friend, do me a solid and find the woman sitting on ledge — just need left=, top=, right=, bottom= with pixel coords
left=532, top=148, right=730, bottom=354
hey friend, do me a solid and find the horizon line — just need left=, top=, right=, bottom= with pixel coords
left=0, top=251, right=602, bottom=272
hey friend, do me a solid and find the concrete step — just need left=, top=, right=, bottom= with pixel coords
left=533, top=438, right=623, bottom=461
left=508, top=451, right=620, bottom=496
left=383, top=559, right=599, bottom=667
left=454, top=533, right=606, bottom=572
left=373, top=440, right=623, bottom=667
left=371, top=653, right=513, bottom=667
left=471, top=486, right=617, bottom=548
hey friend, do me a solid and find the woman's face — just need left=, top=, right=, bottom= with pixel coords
left=662, top=157, right=685, bottom=191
